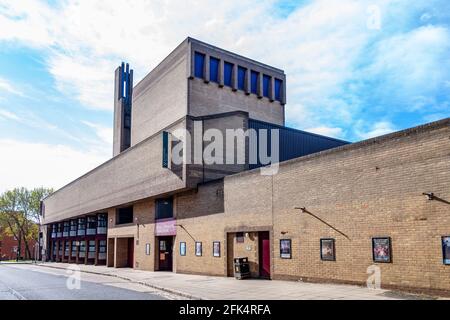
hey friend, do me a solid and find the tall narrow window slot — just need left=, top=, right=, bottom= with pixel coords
left=224, top=62, right=233, bottom=87
left=194, top=52, right=205, bottom=78
left=210, top=57, right=220, bottom=83
left=251, top=71, right=259, bottom=94
left=274, top=79, right=283, bottom=102
left=238, top=66, right=246, bottom=91
left=263, top=75, right=271, bottom=98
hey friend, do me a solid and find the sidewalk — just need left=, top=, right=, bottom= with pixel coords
left=36, top=262, right=431, bottom=300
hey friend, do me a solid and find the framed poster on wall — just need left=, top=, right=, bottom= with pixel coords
left=213, top=241, right=220, bottom=257
left=180, top=242, right=186, bottom=256
left=320, top=238, right=336, bottom=261
left=195, top=242, right=202, bottom=256
left=442, top=236, right=450, bottom=265
left=280, top=239, right=292, bottom=259
left=372, top=237, right=392, bottom=263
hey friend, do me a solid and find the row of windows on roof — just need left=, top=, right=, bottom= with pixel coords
left=194, top=52, right=283, bottom=102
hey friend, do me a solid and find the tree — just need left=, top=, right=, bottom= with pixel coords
left=0, top=187, right=53, bottom=260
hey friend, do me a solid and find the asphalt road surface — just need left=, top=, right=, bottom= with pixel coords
left=0, top=264, right=176, bottom=300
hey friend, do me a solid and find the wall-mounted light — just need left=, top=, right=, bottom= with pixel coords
left=281, top=231, right=288, bottom=235
left=245, top=232, right=250, bottom=238
left=422, top=192, right=435, bottom=201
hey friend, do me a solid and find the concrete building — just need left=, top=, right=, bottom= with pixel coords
left=40, top=37, right=450, bottom=296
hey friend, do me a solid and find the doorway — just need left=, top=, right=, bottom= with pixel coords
left=158, top=236, right=173, bottom=271
left=258, top=231, right=270, bottom=279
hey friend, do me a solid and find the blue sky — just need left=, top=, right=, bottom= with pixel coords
left=0, top=0, right=449, bottom=192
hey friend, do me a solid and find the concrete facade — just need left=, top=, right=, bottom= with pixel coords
left=40, top=38, right=450, bottom=296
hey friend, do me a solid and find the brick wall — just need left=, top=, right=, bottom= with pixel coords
left=101, top=118, right=450, bottom=295
left=170, top=119, right=450, bottom=295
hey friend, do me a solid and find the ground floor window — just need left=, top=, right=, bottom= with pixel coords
left=79, top=241, right=86, bottom=258
left=64, top=242, right=69, bottom=256
left=98, top=240, right=107, bottom=260
left=88, top=240, right=96, bottom=259
left=58, top=241, right=63, bottom=255
left=71, top=242, right=77, bottom=257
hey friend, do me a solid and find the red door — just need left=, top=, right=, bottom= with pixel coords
left=127, top=238, right=134, bottom=268
left=259, top=232, right=270, bottom=278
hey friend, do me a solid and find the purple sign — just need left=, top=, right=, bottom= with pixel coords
left=155, top=218, right=177, bottom=236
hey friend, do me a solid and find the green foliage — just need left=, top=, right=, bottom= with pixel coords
left=0, top=187, right=53, bottom=259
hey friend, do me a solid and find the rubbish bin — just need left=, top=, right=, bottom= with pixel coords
left=234, top=257, right=250, bottom=280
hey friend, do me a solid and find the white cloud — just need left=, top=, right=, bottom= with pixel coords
left=82, top=121, right=113, bottom=145
left=0, top=108, right=21, bottom=121
left=0, top=0, right=448, bottom=139
left=0, top=77, right=23, bottom=96
left=0, top=138, right=109, bottom=193
left=305, top=126, right=344, bottom=139
left=357, top=121, right=397, bottom=140
left=362, top=25, right=450, bottom=111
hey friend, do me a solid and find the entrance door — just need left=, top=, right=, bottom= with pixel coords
left=259, top=232, right=270, bottom=278
left=158, top=237, right=173, bottom=271
left=127, top=238, right=134, bottom=268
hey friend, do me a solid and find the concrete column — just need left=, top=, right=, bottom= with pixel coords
left=245, top=69, right=250, bottom=95
left=269, top=77, right=275, bottom=102
left=218, top=59, right=224, bottom=87
left=204, top=55, right=210, bottom=83
left=231, top=64, right=238, bottom=91
left=257, top=72, right=263, bottom=99
left=113, top=66, right=122, bottom=157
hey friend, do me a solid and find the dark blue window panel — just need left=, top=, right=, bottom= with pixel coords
left=194, top=52, right=205, bottom=78
left=210, top=57, right=220, bottom=83
left=156, top=198, right=173, bottom=220
left=162, top=131, right=169, bottom=168
left=251, top=71, right=259, bottom=94
left=248, top=119, right=349, bottom=170
left=274, top=79, right=282, bottom=101
left=263, top=75, right=271, bottom=98
left=224, top=62, right=233, bottom=87
left=238, top=66, right=246, bottom=90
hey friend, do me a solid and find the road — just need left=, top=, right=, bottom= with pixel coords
left=0, top=264, right=177, bottom=300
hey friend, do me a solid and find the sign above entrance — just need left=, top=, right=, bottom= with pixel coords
left=155, top=218, right=177, bottom=236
